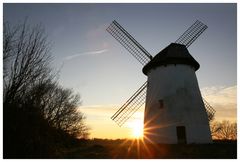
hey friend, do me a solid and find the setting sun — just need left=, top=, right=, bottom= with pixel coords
left=128, top=120, right=144, bottom=138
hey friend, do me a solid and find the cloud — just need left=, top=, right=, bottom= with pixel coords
left=201, top=86, right=227, bottom=96
left=63, top=49, right=108, bottom=61
left=79, top=104, right=144, bottom=119
left=80, top=85, right=237, bottom=129
left=201, top=85, right=236, bottom=106
left=79, top=104, right=144, bottom=127
left=201, top=85, right=237, bottom=121
left=79, top=104, right=120, bottom=121
left=86, top=23, right=108, bottom=40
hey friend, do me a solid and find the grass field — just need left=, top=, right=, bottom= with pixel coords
left=59, top=139, right=237, bottom=159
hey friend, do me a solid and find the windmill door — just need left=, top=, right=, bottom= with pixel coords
left=176, top=126, right=187, bottom=144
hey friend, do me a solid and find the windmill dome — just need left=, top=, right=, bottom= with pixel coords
left=142, top=43, right=200, bottom=75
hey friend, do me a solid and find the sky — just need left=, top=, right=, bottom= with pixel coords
left=3, top=3, right=237, bottom=139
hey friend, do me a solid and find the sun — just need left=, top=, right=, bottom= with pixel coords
left=128, top=119, right=144, bottom=138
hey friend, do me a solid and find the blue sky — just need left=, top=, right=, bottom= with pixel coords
left=3, top=3, right=237, bottom=138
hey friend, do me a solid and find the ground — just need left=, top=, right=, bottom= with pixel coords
left=59, top=139, right=237, bottom=159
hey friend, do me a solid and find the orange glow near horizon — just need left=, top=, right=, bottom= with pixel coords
left=80, top=91, right=237, bottom=139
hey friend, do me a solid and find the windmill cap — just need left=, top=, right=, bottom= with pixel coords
left=142, top=43, right=200, bottom=75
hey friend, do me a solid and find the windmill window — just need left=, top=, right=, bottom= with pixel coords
left=158, top=99, right=164, bottom=109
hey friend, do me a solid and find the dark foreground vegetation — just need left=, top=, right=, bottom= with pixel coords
left=3, top=20, right=89, bottom=158
left=56, top=139, right=237, bottom=159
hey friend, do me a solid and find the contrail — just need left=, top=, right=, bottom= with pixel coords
left=64, top=49, right=108, bottom=61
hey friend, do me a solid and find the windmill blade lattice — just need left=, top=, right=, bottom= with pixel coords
left=107, top=20, right=152, bottom=66
left=175, top=20, right=208, bottom=48
left=202, top=98, right=216, bottom=121
left=111, top=81, right=147, bottom=127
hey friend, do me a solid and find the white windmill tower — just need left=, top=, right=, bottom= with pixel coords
left=106, top=20, right=215, bottom=144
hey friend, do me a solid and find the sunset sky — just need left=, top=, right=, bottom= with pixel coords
left=3, top=3, right=237, bottom=139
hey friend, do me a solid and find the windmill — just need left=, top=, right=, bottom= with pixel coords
left=106, top=20, right=215, bottom=144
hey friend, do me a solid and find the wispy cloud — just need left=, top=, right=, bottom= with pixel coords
left=201, top=85, right=237, bottom=121
left=86, top=23, right=108, bottom=40
left=79, top=104, right=144, bottom=118
left=201, top=85, right=236, bottom=106
left=63, top=49, right=108, bottom=61
left=79, top=104, right=144, bottom=126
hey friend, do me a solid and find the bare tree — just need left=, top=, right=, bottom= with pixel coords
left=210, top=120, right=237, bottom=140
left=3, top=20, right=89, bottom=143
left=3, top=21, right=51, bottom=105
left=210, top=121, right=222, bottom=139
left=35, top=83, right=90, bottom=138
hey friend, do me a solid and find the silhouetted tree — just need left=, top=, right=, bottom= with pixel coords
left=33, top=82, right=90, bottom=138
left=3, top=20, right=89, bottom=158
left=210, top=120, right=237, bottom=140
left=3, top=20, right=51, bottom=104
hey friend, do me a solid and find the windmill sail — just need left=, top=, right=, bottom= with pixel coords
left=203, top=98, right=216, bottom=121
left=175, top=20, right=208, bottom=48
left=111, top=81, right=147, bottom=127
left=106, top=20, right=152, bottom=66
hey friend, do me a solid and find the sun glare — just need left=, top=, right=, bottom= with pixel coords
left=128, top=119, right=144, bottom=138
